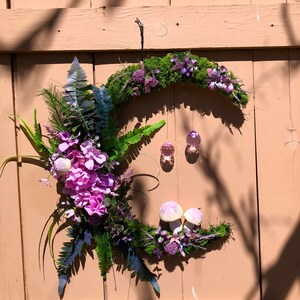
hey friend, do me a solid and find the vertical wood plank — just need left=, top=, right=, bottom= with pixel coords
left=254, top=49, right=300, bottom=300
left=173, top=51, right=259, bottom=300
left=94, top=51, right=184, bottom=300
left=0, top=0, right=7, bottom=8
left=14, top=53, right=102, bottom=300
left=0, top=54, right=25, bottom=300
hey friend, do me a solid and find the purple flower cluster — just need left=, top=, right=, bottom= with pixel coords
left=50, top=132, right=118, bottom=223
left=131, top=62, right=159, bottom=96
left=171, top=53, right=198, bottom=78
left=207, top=66, right=237, bottom=93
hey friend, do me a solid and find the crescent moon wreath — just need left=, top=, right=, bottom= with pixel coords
left=2, top=52, right=248, bottom=298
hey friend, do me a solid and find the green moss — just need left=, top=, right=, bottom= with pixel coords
left=105, top=52, right=248, bottom=108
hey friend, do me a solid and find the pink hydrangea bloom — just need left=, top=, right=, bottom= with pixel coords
left=84, top=198, right=107, bottom=216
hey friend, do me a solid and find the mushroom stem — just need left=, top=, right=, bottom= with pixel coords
left=183, top=221, right=195, bottom=232
left=169, top=219, right=183, bottom=234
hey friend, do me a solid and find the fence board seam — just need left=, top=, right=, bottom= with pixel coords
left=10, top=53, right=28, bottom=300
left=251, top=51, right=263, bottom=300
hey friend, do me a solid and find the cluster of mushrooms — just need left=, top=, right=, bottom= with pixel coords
left=159, top=201, right=202, bottom=235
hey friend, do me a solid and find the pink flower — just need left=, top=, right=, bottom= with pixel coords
left=84, top=198, right=107, bottom=217
left=58, top=132, right=79, bottom=152
left=64, top=168, right=98, bottom=191
left=80, top=140, right=107, bottom=170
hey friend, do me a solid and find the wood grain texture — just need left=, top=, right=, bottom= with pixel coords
left=0, top=54, right=25, bottom=300
left=1, top=3, right=300, bottom=52
left=253, top=49, right=300, bottom=300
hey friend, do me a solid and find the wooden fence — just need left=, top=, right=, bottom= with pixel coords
left=0, top=1, right=299, bottom=299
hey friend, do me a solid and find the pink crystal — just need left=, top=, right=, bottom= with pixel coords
left=160, top=142, right=175, bottom=156
left=186, top=130, right=201, bottom=147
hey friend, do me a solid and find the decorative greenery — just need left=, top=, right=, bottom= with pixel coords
left=1, top=52, right=248, bottom=298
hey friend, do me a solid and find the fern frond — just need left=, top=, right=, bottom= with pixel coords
left=40, top=87, right=69, bottom=133
left=62, top=57, right=96, bottom=135
left=92, top=85, right=118, bottom=152
left=114, top=120, right=165, bottom=161
left=57, top=225, right=92, bottom=297
left=94, top=231, right=113, bottom=280
left=117, top=240, right=160, bottom=294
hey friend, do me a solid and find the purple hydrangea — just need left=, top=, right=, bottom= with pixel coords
left=164, top=241, right=179, bottom=255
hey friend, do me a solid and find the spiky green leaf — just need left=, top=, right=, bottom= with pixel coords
left=94, top=231, right=113, bottom=280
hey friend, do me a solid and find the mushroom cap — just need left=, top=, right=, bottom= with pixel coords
left=159, top=201, right=183, bottom=222
left=184, top=208, right=202, bottom=226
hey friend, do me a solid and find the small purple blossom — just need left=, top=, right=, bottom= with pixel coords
left=207, top=65, right=237, bottom=93
left=153, top=247, right=163, bottom=258
left=158, top=237, right=164, bottom=243
left=80, top=140, right=108, bottom=170
left=144, top=76, right=159, bottom=93
left=58, top=132, right=79, bottom=152
left=131, top=61, right=159, bottom=96
left=171, top=53, right=198, bottom=78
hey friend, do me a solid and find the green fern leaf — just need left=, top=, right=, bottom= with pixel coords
left=94, top=231, right=113, bottom=280
left=40, top=87, right=69, bottom=133
left=115, top=120, right=165, bottom=160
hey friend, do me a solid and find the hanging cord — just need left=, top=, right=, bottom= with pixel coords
left=135, top=18, right=144, bottom=60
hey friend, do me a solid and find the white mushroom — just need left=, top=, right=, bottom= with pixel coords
left=183, top=208, right=202, bottom=232
left=159, top=201, right=183, bottom=234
